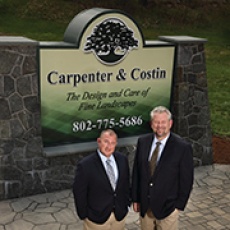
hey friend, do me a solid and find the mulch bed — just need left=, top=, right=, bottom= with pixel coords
left=212, top=135, right=230, bottom=164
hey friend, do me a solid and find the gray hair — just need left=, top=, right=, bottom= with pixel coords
left=150, top=106, right=172, bottom=121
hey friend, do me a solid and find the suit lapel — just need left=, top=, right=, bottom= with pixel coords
left=95, top=151, right=120, bottom=191
left=93, top=152, right=112, bottom=186
left=113, top=153, right=120, bottom=190
left=153, top=133, right=174, bottom=177
left=144, top=134, right=155, bottom=177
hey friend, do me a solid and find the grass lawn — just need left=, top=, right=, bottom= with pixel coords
left=0, top=0, right=229, bottom=137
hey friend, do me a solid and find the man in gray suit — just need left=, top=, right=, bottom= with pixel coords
left=132, top=106, right=194, bottom=230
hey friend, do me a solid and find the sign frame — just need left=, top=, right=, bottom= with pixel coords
left=38, top=8, right=176, bottom=156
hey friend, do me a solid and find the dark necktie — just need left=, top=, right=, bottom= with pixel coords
left=106, top=159, right=116, bottom=190
left=149, top=142, right=161, bottom=176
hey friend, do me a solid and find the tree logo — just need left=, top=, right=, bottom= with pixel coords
left=84, top=18, right=138, bottom=65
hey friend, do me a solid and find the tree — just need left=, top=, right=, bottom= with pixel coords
left=84, top=19, right=138, bottom=64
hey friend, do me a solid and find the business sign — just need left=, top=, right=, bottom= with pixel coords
left=39, top=8, right=175, bottom=151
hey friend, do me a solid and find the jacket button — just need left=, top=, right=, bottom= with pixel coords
left=150, top=183, right=153, bottom=187
left=114, top=193, right=117, bottom=197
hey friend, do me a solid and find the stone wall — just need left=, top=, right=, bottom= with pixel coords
left=159, top=36, right=213, bottom=166
left=0, top=37, right=42, bottom=199
left=0, top=36, right=212, bottom=200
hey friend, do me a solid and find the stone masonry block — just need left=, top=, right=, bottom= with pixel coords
left=0, top=50, right=18, bottom=74
left=9, top=93, right=23, bottom=113
left=23, top=96, right=39, bottom=113
left=17, top=76, right=32, bottom=96
left=10, top=119, right=24, bottom=138
left=0, top=120, right=10, bottom=139
left=0, top=165, right=23, bottom=180
left=0, top=98, right=11, bottom=119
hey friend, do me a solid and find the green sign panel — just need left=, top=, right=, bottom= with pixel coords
left=39, top=8, right=175, bottom=151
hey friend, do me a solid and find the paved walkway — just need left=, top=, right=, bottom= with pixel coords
left=0, top=164, right=230, bottom=230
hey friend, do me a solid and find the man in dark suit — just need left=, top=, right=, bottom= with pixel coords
left=132, top=106, right=194, bottom=230
left=73, top=129, right=130, bottom=230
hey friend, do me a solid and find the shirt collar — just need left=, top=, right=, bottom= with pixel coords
left=97, top=149, right=115, bottom=163
left=154, top=133, right=170, bottom=146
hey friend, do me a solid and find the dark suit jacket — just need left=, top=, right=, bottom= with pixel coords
left=73, top=151, right=130, bottom=224
left=132, top=132, right=194, bottom=220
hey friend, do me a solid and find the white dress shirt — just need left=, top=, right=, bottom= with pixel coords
left=97, top=149, right=119, bottom=183
left=148, top=134, right=170, bottom=163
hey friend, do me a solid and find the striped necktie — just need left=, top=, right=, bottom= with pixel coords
left=106, top=159, right=116, bottom=190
